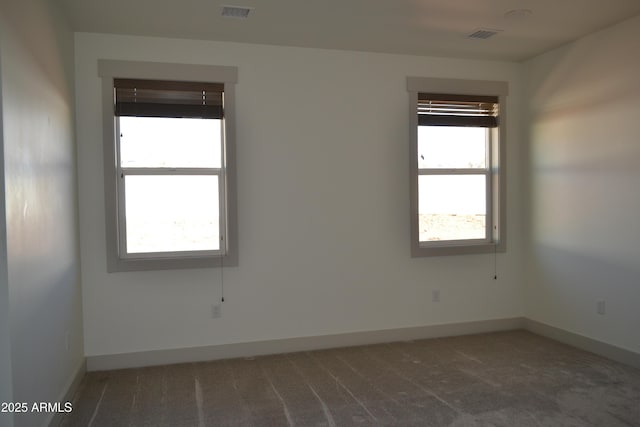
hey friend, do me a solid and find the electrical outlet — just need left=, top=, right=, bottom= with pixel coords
left=212, top=304, right=222, bottom=319
left=432, top=289, right=440, bottom=303
left=597, top=300, right=606, bottom=315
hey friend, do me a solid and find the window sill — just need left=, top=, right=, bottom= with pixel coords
left=107, top=254, right=237, bottom=273
left=411, top=241, right=505, bottom=257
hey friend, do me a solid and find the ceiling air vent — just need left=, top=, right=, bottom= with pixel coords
left=222, top=6, right=252, bottom=19
left=467, top=28, right=502, bottom=40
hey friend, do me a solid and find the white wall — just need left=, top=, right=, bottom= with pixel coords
left=76, top=33, right=525, bottom=358
left=525, top=15, right=640, bottom=353
left=0, top=32, right=14, bottom=426
left=0, top=0, right=83, bottom=426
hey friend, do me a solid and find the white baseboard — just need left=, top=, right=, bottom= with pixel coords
left=87, top=317, right=525, bottom=371
left=524, top=319, right=640, bottom=370
left=48, top=358, right=86, bottom=427
left=85, top=317, right=640, bottom=373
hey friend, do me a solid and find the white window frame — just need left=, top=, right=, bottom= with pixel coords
left=99, top=60, right=239, bottom=272
left=407, top=77, right=508, bottom=257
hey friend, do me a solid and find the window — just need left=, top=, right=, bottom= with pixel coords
left=99, top=61, right=238, bottom=272
left=407, top=77, right=508, bottom=256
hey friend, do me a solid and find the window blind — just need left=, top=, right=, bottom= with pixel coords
left=114, top=79, right=224, bottom=119
left=418, top=93, right=499, bottom=128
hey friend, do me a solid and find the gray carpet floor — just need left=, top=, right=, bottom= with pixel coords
left=62, top=330, right=640, bottom=426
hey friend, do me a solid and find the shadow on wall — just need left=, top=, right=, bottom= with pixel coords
left=528, top=243, right=640, bottom=350
left=531, top=243, right=640, bottom=294
left=0, top=0, right=74, bottom=100
left=528, top=14, right=640, bottom=122
left=525, top=15, right=640, bottom=355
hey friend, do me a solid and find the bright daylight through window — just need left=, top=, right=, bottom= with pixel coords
left=408, top=78, right=507, bottom=257
left=114, top=78, right=226, bottom=261
left=119, top=115, right=223, bottom=254
left=99, top=61, right=238, bottom=272
left=418, top=106, right=492, bottom=242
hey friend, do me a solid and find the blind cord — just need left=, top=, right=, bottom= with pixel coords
left=494, top=244, right=497, bottom=280
left=493, top=226, right=498, bottom=280
left=220, top=236, right=225, bottom=302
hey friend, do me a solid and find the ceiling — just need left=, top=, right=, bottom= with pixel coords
left=57, top=0, right=640, bottom=61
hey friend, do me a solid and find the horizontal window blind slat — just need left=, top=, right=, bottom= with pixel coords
left=418, top=103, right=496, bottom=115
left=417, top=93, right=499, bottom=128
left=418, top=114, right=497, bottom=128
left=116, top=103, right=223, bottom=119
left=418, top=93, right=498, bottom=103
left=114, top=79, right=224, bottom=92
left=114, top=78, right=224, bottom=119
left=116, top=89, right=221, bottom=105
